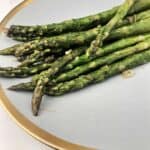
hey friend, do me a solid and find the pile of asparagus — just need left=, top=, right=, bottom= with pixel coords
left=1, top=0, right=150, bottom=116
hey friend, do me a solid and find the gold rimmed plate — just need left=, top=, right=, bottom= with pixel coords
left=0, top=0, right=150, bottom=149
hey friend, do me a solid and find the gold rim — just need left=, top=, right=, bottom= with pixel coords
left=0, top=1, right=94, bottom=149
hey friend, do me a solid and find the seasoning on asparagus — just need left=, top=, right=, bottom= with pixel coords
left=47, top=49, right=150, bottom=96
left=11, top=8, right=150, bottom=42
left=1, top=33, right=150, bottom=78
left=53, top=38, right=150, bottom=83
left=64, top=33, right=150, bottom=70
left=8, top=35, right=150, bottom=86
left=18, top=49, right=52, bottom=67
left=116, top=9, right=150, bottom=28
left=9, top=49, right=150, bottom=95
left=0, top=47, right=86, bottom=77
left=7, top=0, right=150, bottom=41
left=2, top=18, right=150, bottom=58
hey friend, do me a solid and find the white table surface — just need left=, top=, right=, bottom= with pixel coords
left=0, top=1, right=52, bottom=149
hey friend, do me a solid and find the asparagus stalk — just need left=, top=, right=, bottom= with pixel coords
left=86, top=0, right=135, bottom=56
left=1, top=16, right=150, bottom=57
left=0, top=47, right=86, bottom=77
left=116, top=9, right=150, bottom=28
left=47, top=50, right=150, bottom=96
left=8, top=34, right=150, bottom=88
left=53, top=37, right=150, bottom=83
left=9, top=49, right=150, bottom=95
left=1, top=33, right=150, bottom=78
left=18, top=49, right=52, bottom=67
left=7, top=0, right=150, bottom=40
left=64, top=33, right=150, bottom=70
left=11, top=9, right=150, bottom=42
left=0, top=44, right=21, bottom=55
left=31, top=47, right=85, bottom=116
left=9, top=82, right=34, bottom=91
left=3, top=18, right=150, bottom=58
left=0, top=63, right=52, bottom=77
left=15, top=46, right=64, bottom=57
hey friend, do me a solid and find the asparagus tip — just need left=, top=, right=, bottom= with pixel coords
left=32, top=105, right=39, bottom=116
left=8, top=83, right=25, bottom=91
left=31, top=85, right=44, bottom=116
left=0, top=50, right=10, bottom=55
left=8, top=85, right=18, bottom=91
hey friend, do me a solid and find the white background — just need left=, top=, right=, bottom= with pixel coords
left=0, top=0, right=52, bottom=149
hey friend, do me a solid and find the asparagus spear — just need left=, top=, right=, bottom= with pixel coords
left=53, top=37, right=150, bottom=83
left=18, top=49, right=52, bottom=67
left=116, top=9, right=150, bottom=28
left=0, top=63, right=52, bottom=78
left=48, top=50, right=150, bottom=96
left=86, top=0, right=135, bottom=56
left=2, top=16, right=150, bottom=57
left=8, top=34, right=150, bottom=88
left=15, top=46, right=64, bottom=57
left=9, top=49, right=150, bottom=95
left=9, top=37, right=150, bottom=86
left=10, top=9, right=150, bottom=43
left=31, top=47, right=85, bottom=116
left=2, top=33, right=150, bottom=78
left=0, top=47, right=86, bottom=77
left=0, top=44, right=21, bottom=55
left=64, top=33, right=150, bottom=70
left=0, top=63, right=53, bottom=77
left=4, top=18, right=150, bottom=57
left=9, top=82, right=34, bottom=91
left=7, top=0, right=150, bottom=40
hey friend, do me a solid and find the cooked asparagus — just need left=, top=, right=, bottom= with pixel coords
left=0, top=47, right=86, bottom=77
left=18, top=49, right=52, bottom=67
left=8, top=36, right=150, bottom=86
left=9, top=49, right=150, bottom=95
left=2, top=18, right=150, bottom=58
left=31, top=47, right=85, bottom=115
left=64, top=33, right=150, bottom=70
left=53, top=38, right=150, bottom=83
left=48, top=50, right=150, bottom=96
left=86, top=0, right=135, bottom=56
left=1, top=33, right=150, bottom=78
left=7, top=0, right=150, bottom=40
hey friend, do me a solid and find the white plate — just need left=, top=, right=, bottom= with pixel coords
left=0, top=0, right=150, bottom=149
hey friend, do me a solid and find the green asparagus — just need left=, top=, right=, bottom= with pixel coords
left=86, top=0, right=135, bottom=56
left=8, top=36, right=150, bottom=86
left=116, top=9, right=150, bottom=28
left=53, top=37, right=150, bottom=83
left=18, top=49, right=52, bottom=67
left=9, top=49, right=150, bottom=95
left=2, top=33, right=150, bottom=78
left=2, top=18, right=150, bottom=58
left=31, top=47, right=85, bottom=115
left=7, top=0, right=150, bottom=40
left=64, top=33, right=150, bottom=70
left=11, top=9, right=150, bottom=42
left=0, top=47, right=86, bottom=77
left=48, top=50, right=150, bottom=96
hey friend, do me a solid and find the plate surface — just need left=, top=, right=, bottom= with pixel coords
left=0, top=0, right=150, bottom=149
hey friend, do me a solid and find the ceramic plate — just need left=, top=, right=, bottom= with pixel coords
left=0, top=0, right=150, bottom=149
